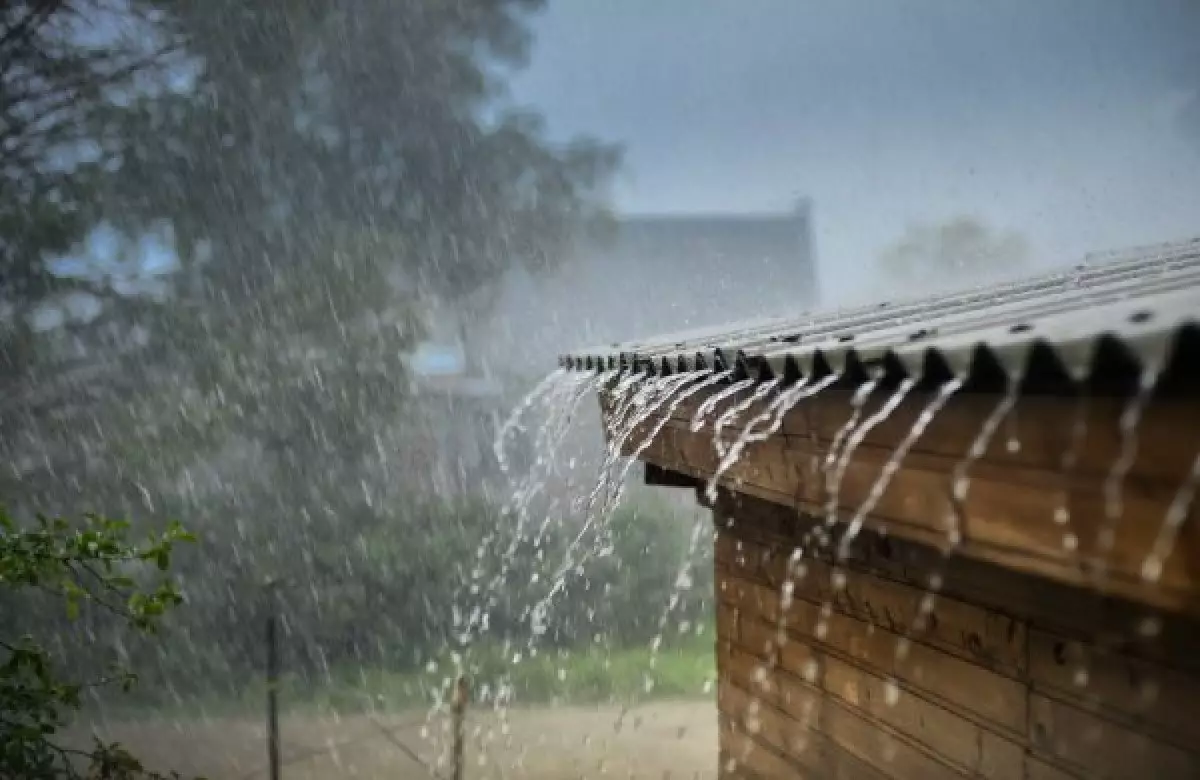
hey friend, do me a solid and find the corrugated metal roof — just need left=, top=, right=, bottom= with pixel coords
left=559, top=237, right=1200, bottom=391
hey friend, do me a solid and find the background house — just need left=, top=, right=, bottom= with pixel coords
left=479, top=199, right=819, bottom=376
left=409, top=199, right=821, bottom=500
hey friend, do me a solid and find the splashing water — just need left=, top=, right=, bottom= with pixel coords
left=477, top=373, right=606, bottom=619
left=645, top=513, right=709, bottom=679
left=468, top=372, right=594, bottom=616
left=431, top=367, right=602, bottom=764
left=527, top=370, right=727, bottom=654
left=835, top=378, right=963, bottom=564
left=1141, top=448, right=1200, bottom=582
left=691, top=377, right=756, bottom=432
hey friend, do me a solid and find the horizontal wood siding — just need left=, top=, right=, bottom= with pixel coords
left=713, top=492, right=1200, bottom=780
left=622, top=384, right=1200, bottom=614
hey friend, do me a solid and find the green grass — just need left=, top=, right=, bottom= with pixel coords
left=89, top=629, right=716, bottom=720
left=300, top=628, right=716, bottom=714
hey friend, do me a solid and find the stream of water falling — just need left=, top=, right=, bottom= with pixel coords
left=888, top=379, right=1021, bottom=657
left=573, top=372, right=676, bottom=549
left=589, top=371, right=692, bottom=509
left=1052, top=393, right=1092, bottom=554
left=494, top=368, right=567, bottom=475
left=478, top=373, right=605, bottom=618
left=823, top=379, right=910, bottom=539
left=712, top=378, right=781, bottom=457
left=424, top=368, right=597, bottom=768
left=645, top=512, right=710, bottom=680
left=1142, top=449, right=1200, bottom=582
left=704, top=375, right=843, bottom=505
left=455, top=372, right=598, bottom=649
left=691, top=378, right=756, bottom=432
left=442, top=366, right=668, bottom=767
left=522, top=370, right=726, bottom=657
left=600, top=370, right=734, bottom=519
left=834, top=378, right=963, bottom=564
left=946, top=379, right=1020, bottom=549
left=1095, top=366, right=1160, bottom=581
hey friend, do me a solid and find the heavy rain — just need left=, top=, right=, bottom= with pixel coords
left=3, top=2, right=1200, bottom=779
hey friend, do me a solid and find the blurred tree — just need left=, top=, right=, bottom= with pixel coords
left=876, top=216, right=1030, bottom=294
left=3, top=0, right=624, bottom=689
left=87, top=0, right=620, bottom=469
left=0, top=0, right=185, bottom=379
left=109, top=0, right=619, bottom=307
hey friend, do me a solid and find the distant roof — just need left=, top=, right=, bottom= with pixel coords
left=560, top=236, right=1200, bottom=391
left=411, top=374, right=505, bottom=399
left=479, top=203, right=822, bottom=374
left=585, top=208, right=817, bottom=300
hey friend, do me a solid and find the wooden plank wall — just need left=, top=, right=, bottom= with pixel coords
left=713, top=491, right=1200, bottom=780
left=623, top=385, right=1200, bottom=616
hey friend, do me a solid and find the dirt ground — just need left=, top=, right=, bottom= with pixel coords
left=82, top=699, right=717, bottom=779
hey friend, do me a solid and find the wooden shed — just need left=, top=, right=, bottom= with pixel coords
left=560, top=238, right=1200, bottom=779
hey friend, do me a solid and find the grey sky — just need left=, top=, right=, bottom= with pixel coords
left=510, top=0, right=1200, bottom=302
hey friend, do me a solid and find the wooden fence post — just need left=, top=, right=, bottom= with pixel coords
left=265, top=580, right=282, bottom=780
left=451, top=675, right=469, bottom=780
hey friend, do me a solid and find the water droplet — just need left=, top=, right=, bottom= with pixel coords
left=884, top=680, right=901, bottom=706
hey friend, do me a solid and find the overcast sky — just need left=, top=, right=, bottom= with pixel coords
left=509, top=0, right=1200, bottom=302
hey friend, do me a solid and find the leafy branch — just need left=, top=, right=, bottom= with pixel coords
left=0, top=507, right=200, bottom=779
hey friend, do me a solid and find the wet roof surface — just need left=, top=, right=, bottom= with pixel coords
left=559, top=237, right=1200, bottom=391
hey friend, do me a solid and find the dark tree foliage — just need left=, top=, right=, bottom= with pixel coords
left=109, top=0, right=619, bottom=307
left=2, top=0, right=628, bottom=704
left=1, top=0, right=621, bottom=690
left=0, top=0, right=184, bottom=379
left=72, top=0, right=620, bottom=475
